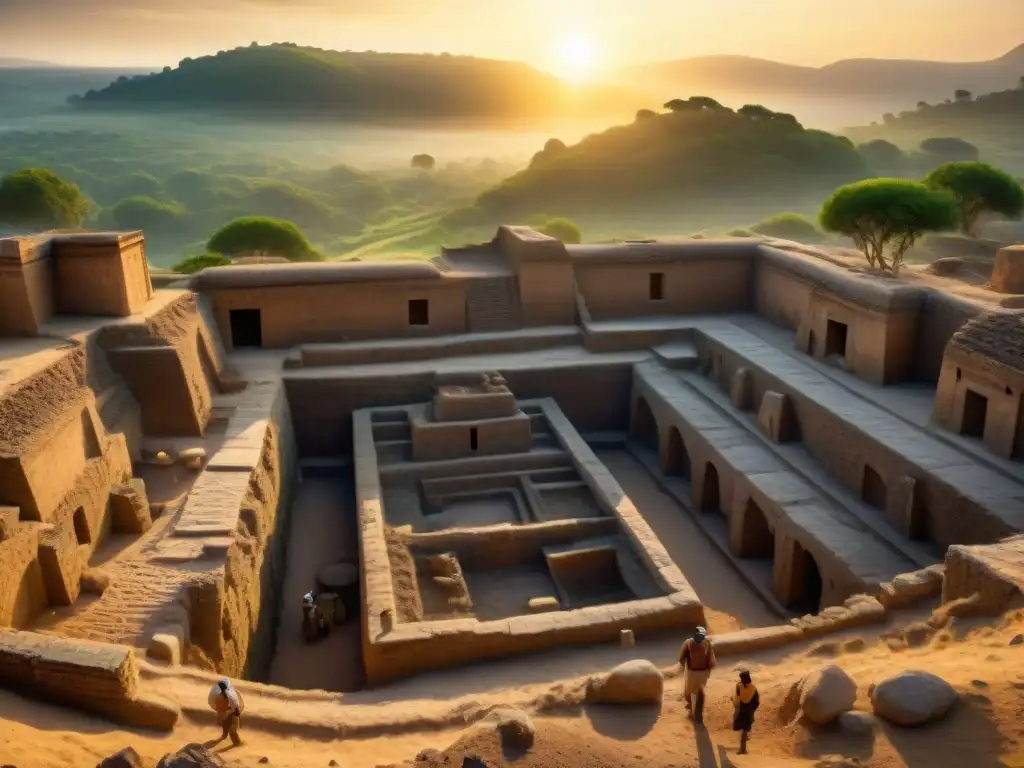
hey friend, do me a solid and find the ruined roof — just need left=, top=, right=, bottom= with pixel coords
left=567, top=239, right=759, bottom=263
left=950, top=311, right=1024, bottom=375
left=189, top=260, right=447, bottom=290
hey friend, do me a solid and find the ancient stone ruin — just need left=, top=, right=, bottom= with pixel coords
left=1, top=225, right=1023, bottom=724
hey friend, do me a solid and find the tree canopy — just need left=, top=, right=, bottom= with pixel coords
left=923, top=162, right=1024, bottom=236
left=0, top=167, right=90, bottom=230
left=819, top=179, right=958, bottom=276
left=539, top=217, right=582, bottom=244
left=111, top=195, right=186, bottom=235
left=749, top=212, right=822, bottom=241
left=206, top=216, right=322, bottom=261
left=411, top=154, right=436, bottom=171
left=920, top=137, right=980, bottom=163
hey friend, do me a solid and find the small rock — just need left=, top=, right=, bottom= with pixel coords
left=800, top=665, right=857, bottom=724
left=1010, top=634, right=1023, bottom=646
left=329, top=761, right=339, bottom=767
left=154, top=451, right=174, bottom=467
left=527, top=596, right=560, bottom=613
left=81, top=568, right=112, bottom=596
left=870, top=670, right=958, bottom=726
left=97, top=747, right=143, bottom=768
left=415, top=750, right=442, bottom=762
left=903, top=622, right=935, bottom=647
left=178, top=447, right=207, bottom=461
left=585, top=659, right=663, bottom=705
left=259, top=759, right=269, bottom=765
left=486, top=707, right=535, bottom=754
left=843, top=638, right=866, bottom=653
left=837, top=711, right=877, bottom=736
left=155, top=743, right=225, bottom=768
left=620, top=628, right=636, bottom=648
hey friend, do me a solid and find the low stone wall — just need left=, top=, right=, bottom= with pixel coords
left=0, top=630, right=178, bottom=730
left=942, top=537, right=1024, bottom=614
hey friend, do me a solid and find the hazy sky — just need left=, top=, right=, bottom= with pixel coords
left=4, top=0, right=1023, bottom=72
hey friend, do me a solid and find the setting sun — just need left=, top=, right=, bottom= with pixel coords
left=555, top=33, right=597, bottom=81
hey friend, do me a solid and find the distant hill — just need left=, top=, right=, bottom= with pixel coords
left=70, top=43, right=642, bottom=124
left=475, top=100, right=867, bottom=221
left=0, top=58, right=58, bottom=68
left=624, top=45, right=1024, bottom=102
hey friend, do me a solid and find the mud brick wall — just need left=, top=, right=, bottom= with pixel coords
left=943, top=538, right=1024, bottom=613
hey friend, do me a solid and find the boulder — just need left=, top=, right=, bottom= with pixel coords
left=484, top=707, right=534, bottom=754
left=97, top=747, right=143, bottom=768
left=154, top=451, right=174, bottom=467
left=585, top=659, right=664, bottom=705
left=155, top=744, right=225, bottom=768
left=318, top=562, right=358, bottom=592
left=527, top=596, right=559, bottom=613
left=800, top=665, right=857, bottom=724
left=837, top=711, right=877, bottom=736
left=178, top=447, right=207, bottom=470
left=928, top=257, right=964, bottom=276
left=870, top=670, right=958, bottom=726
left=80, top=568, right=112, bottom=596
left=1010, top=634, right=1023, bottom=646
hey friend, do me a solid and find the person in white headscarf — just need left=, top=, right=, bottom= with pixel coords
left=678, top=626, right=716, bottom=724
left=208, top=678, right=244, bottom=746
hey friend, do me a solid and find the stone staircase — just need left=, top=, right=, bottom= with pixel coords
left=466, top=277, right=522, bottom=332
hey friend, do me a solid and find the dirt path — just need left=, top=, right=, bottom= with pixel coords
left=598, top=449, right=778, bottom=632
left=267, top=476, right=364, bottom=692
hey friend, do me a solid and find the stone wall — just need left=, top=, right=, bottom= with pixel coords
left=942, top=537, right=1024, bottom=613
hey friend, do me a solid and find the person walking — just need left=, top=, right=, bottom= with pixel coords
left=678, top=626, right=716, bottom=724
left=209, top=678, right=245, bottom=747
left=732, top=669, right=760, bottom=755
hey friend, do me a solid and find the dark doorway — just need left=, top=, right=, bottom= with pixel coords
left=73, top=506, right=91, bottom=545
left=739, top=500, right=774, bottom=558
left=632, top=397, right=658, bottom=449
left=862, top=464, right=887, bottom=510
left=961, top=389, right=988, bottom=439
left=824, top=319, right=849, bottom=359
left=470, top=427, right=479, bottom=452
left=81, top=408, right=102, bottom=460
left=907, top=489, right=931, bottom=542
left=664, top=427, right=691, bottom=480
left=807, top=330, right=816, bottom=356
left=701, top=463, right=721, bottom=514
left=792, top=545, right=823, bottom=615
left=409, top=299, right=430, bottom=326
left=649, top=272, right=665, bottom=301
left=229, top=308, right=262, bottom=348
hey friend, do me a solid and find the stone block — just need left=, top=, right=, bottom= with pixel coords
left=37, top=524, right=83, bottom=606
left=730, top=367, right=753, bottom=410
left=527, top=596, right=560, bottom=613
left=992, top=245, right=1024, bottom=294
left=147, top=624, right=185, bottom=665
left=109, top=483, right=153, bottom=535
left=0, top=506, right=18, bottom=542
left=757, top=391, right=795, bottom=443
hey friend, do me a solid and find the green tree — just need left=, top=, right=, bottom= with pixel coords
left=819, top=179, right=958, bottom=276
left=738, top=104, right=775, bottom=120
left=411, top=153, right=436, bottom=171
left=920, top=137, right=979, bottom=163
left=750, top=212, right=821, bottom=241
left=207, top=216, right=322, bottom=261
left=111, top=196, right=185, bottom=235
left=858, top=139, right=903, bottom=170
left=172, top=252, right=232, bottom=274
left=0, top=168, right=90, bottom=230
left=923, top=162, right=1024, bottom=236
left=539, top=217, right=582, bottom=244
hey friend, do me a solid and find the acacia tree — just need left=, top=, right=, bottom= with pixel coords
left=819, top=179, right=958, bottom=276
left=411, top=153, right=436, bottom=171
left=923, top=161, right=1024, bottom=236
left=0, top=168, right=90, bottom=230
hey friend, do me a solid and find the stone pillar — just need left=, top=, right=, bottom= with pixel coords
left=757, top=391, right=795, bottom=443
left=730, top=367, right=753, bottom=410
left=992, top=246, right=1024, bottom=294
left=772, top=533, right=801, bottom=608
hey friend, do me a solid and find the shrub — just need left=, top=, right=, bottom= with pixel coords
left=110, top=196, right=185, bottom=235
left=750, top=212, right=821, bottom=241
left=727, top=228, right=754, bottom=237
left=411, top=153, right=436, bottom=171
left=923, top=161, right=1024, bottom=236
left=172, top=252, right=232, bottom=274
left=539, top=217, right=582, bottom=244
left=819, top=178, right=958, bottom=276
left=207, top=216, right=322, bottom=261
left=0, top=167, right=90, bottom=229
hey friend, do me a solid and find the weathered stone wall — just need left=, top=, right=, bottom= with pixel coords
left=942, top=537, right=1024, bottom=613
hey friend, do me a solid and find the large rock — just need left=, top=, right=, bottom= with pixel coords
left=870, top=670, right=958, bottom=726
left=800, top=664, right=857, bottom=724
left=483, top=707, right=534, bottom=754
left=155, top=744, right=226, bottom=768
left=585, top=659, right=664, bottom=705
left=993, top=245, right=1024, bottom=294
left=97, top=747, right=143, bottom=768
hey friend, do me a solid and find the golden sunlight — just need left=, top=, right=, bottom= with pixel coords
left=555, top=33, right=597, bottom=81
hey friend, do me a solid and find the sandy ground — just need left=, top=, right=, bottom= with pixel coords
left=267, top=477, right=363, bottom=693
left=2, top=610, right=1023, bottom=768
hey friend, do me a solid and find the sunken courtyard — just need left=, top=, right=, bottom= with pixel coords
left=1, top=226, right=1024, bottom=722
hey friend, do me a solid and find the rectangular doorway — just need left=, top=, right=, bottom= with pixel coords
left=409, top=299, right=429, bottom=326
left=824, top=319, right=848, bottom=358
left=470, top=427, right=479, bottom=452
left=649, top=272, right=664, bottom=301
left=229, top=308, right=262, bottom=348
left=961, top=389, right=988, bottom=438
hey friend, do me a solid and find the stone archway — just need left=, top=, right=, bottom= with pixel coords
left=701, top=463, right=721, bottom=514
left=789, top=541, right=823, bottom=615
left=632, top=396, right=658, bottom=450
left=737, top=499, right=774, bottom=558
left=664, top=426, right=691, bottom=480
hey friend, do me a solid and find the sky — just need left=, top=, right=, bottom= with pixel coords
left=3, top=0, right=1023, bottom=73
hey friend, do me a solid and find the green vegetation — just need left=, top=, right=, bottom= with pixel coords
left=539, top=217, right=582, bottom=243
left=0, top=167, right=90, bottom=229
left=749, top=212, right=821, bottom=241
left=70, top=44, right=637, bottom=123
left=411, top=154, right=436, bottom=171
left=922, top=162, right=1024, bottom=236
left=206, top=217, right=322, bottom=261
left=819, top=179, right=958, bottom=275
left=172, top=252, right=232, bottom=274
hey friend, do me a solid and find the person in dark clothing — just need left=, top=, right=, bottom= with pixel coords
left=732, top=669, right=759, bottom=755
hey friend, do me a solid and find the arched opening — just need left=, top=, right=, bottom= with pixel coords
left=632, top=396, right=658, bottom=450
left=807, top=330, right=817, bottom=356
left=861, top=464, right=887, bottom=510
left=791, top=542, right=823, bottom=615
left=701, top=463, right=721, bottom=514
left=739, top=499, right=774, bottom=558
left=72, top=507, right=91, bottom=545
left=664, top=427, right=691, bottom=480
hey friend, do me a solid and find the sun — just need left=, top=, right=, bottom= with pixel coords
left=555, top=33, right=597, bottom=81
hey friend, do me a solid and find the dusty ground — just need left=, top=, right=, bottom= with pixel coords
left=2, top=609, right=1022, bottom=768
